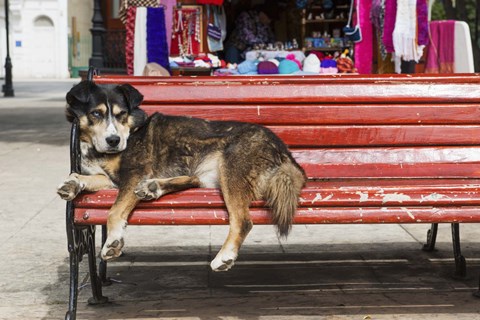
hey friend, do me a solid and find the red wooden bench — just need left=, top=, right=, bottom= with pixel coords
left=64, top=72, right=480, bottom=320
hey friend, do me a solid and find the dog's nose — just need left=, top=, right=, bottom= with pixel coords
left=106, top=135, right=120, bottom=147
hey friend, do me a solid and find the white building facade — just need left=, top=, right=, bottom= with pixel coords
left=0, top=0, right=70, bottom=79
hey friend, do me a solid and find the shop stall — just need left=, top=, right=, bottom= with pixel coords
left=119, top=0, right=473, bottom=76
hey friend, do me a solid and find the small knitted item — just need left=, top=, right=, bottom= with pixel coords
left=303, top=54, right=321, bottom=73
left=237, top=60, right=258, bottom=74
left=285, top=53, right=302, bottom=70
left=257, top=61, right=279, bottom=74
left=268, top=58, right=280, bottom=67
left=278, top=59, right=300, bottom=74
left=320, top=58, right=338, bottom=74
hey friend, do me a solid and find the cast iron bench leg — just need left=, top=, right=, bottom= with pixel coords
left=87, top=226, right=108, bottom=305
left=451, top=223, right=467, bottom=278
left=422, top=223, right=438, bottom=252
left=65, top=246, right=80, bottom=320
left=99, top=225, right=112, bottom=285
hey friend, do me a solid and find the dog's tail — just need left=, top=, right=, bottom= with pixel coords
left=265, top=161, right=306, bottom=237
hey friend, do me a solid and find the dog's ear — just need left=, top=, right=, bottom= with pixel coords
left=118, top=84, right=144, bottom=110
left=129, top=108, right=148, bottom=132
left=65, top=81, right=96, bottom=122
left=66, top=80, right=95, bottom=106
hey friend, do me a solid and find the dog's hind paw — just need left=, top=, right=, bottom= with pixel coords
left=57, top=174, right=83, bottom=201
left=210, top=252, right=237, bottom=272
left=101, top=237, right=124, bottom=261
left=134, top=179, right=163, bottom=201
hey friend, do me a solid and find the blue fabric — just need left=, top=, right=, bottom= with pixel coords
left=278, top=59, right=299, bottom=74
left=237, top=60, right=258, bottom=74
left=147, top=7, right=171, bottom=73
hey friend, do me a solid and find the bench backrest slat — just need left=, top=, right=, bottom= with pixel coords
left=140, top=104, right=480, bottom=125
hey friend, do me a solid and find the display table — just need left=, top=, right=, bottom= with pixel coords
left=170, top=66, right=212, bottom=76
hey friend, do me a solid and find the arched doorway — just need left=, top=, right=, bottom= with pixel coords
left=30, top=15, right=56, bottom=78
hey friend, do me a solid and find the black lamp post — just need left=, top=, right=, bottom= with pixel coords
left=2, top=0, right=14, bottom=97
left=89, top=0, right=105, bottom=69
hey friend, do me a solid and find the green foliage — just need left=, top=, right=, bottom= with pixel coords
left=431, top=1, right=446, bottom=21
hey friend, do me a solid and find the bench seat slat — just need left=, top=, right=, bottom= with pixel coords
left=140, top=104, right=480, bottom=125
left=74, top=179, right=480, bottom=210
left=75, top=206, right=480, bottom=225
left=270, top=125, right=480, bottom=147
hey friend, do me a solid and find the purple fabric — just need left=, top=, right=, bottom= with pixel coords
left=257, top=61, right=278, bottom=74
left=226, top=10, right=275, bottom=51
left=417, top=0, right=429, bottom=46
left=147, top=7, right=171, bottom=73
left=370, top=0, right=383, bottom=30
left=163, top=0, right=176, bottom=52
left=382, top=0, right=396, bottom=53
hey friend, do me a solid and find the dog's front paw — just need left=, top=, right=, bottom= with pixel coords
left=57, top=173, right=83, bottom=200
left=134, top=179, right=163, bottom=200
left=101, top=236, right=124, bottom=261
left=101, top=220, right=127, bottom=260
left=210, top=251, right=237, bottom=272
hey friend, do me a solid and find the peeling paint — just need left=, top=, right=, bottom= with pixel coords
left=420, top=193, right=447, bottom=202
left=381, top=192, right=411, bottom=204
left=322, top=194, right=334, bottom=201
left=356, top=191, right=369, bottom=202
left=311, top=193, right=323, bottom=204
left=402, top=207, right=416, bottom=220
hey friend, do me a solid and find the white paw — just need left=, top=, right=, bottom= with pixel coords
left=57, top=173, right=84, bottom=200
left=134, top=179, right=164, bottom=200
left=101, top=222, right=126, bottom=260
left=210, top=251, right=238, bottom=272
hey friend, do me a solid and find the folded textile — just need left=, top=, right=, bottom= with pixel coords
left=424, top=20, right=455, bottom=73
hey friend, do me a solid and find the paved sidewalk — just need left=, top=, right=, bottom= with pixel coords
left=0, top=80, right=480, bottom=319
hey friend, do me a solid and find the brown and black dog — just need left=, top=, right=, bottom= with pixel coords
left=57, top=80, right=306, bottom=271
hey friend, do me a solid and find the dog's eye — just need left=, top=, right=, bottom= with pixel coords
left=90, top=110, right=102, bottom=118
left=115, top=111, right=127, bottom=119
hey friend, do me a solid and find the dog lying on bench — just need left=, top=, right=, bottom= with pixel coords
left=57, top=81, right=306, bottom=271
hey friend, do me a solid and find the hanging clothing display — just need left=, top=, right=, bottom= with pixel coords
left=206, top=5, right=227, bottom=52
left=170, top=6, right=203, bottom=56
left=392, top=0, right=425, bottom=73
left=162, top=0, right=176, bottom=52
left=124, top=1, right=171, bottom=76
left=125, top=6, right=137, bottom=76
left=370, top=0, right=387, bottom=60
left=147, top=7, right=171, bottom=73
left=354, top=0, right=373, bottom=74
left=119, top=0, right=160, bottom=23
left=134, top=7, right=148, bottom=76
left=382, top=0, right=396, bottom=53
left=424, top=20, right=455, bottom=73
left=416, top=0, right=429, bottom=46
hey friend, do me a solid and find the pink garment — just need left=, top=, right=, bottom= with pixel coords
left=354, top=0, right=373, bottom=74
left=382, top=0, right=396, bottom=53
left=125, top=6, right=137, bottom=76
left=425, top=20, right=455, bottom=73
left=162, top=0, right=176, bottom=52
